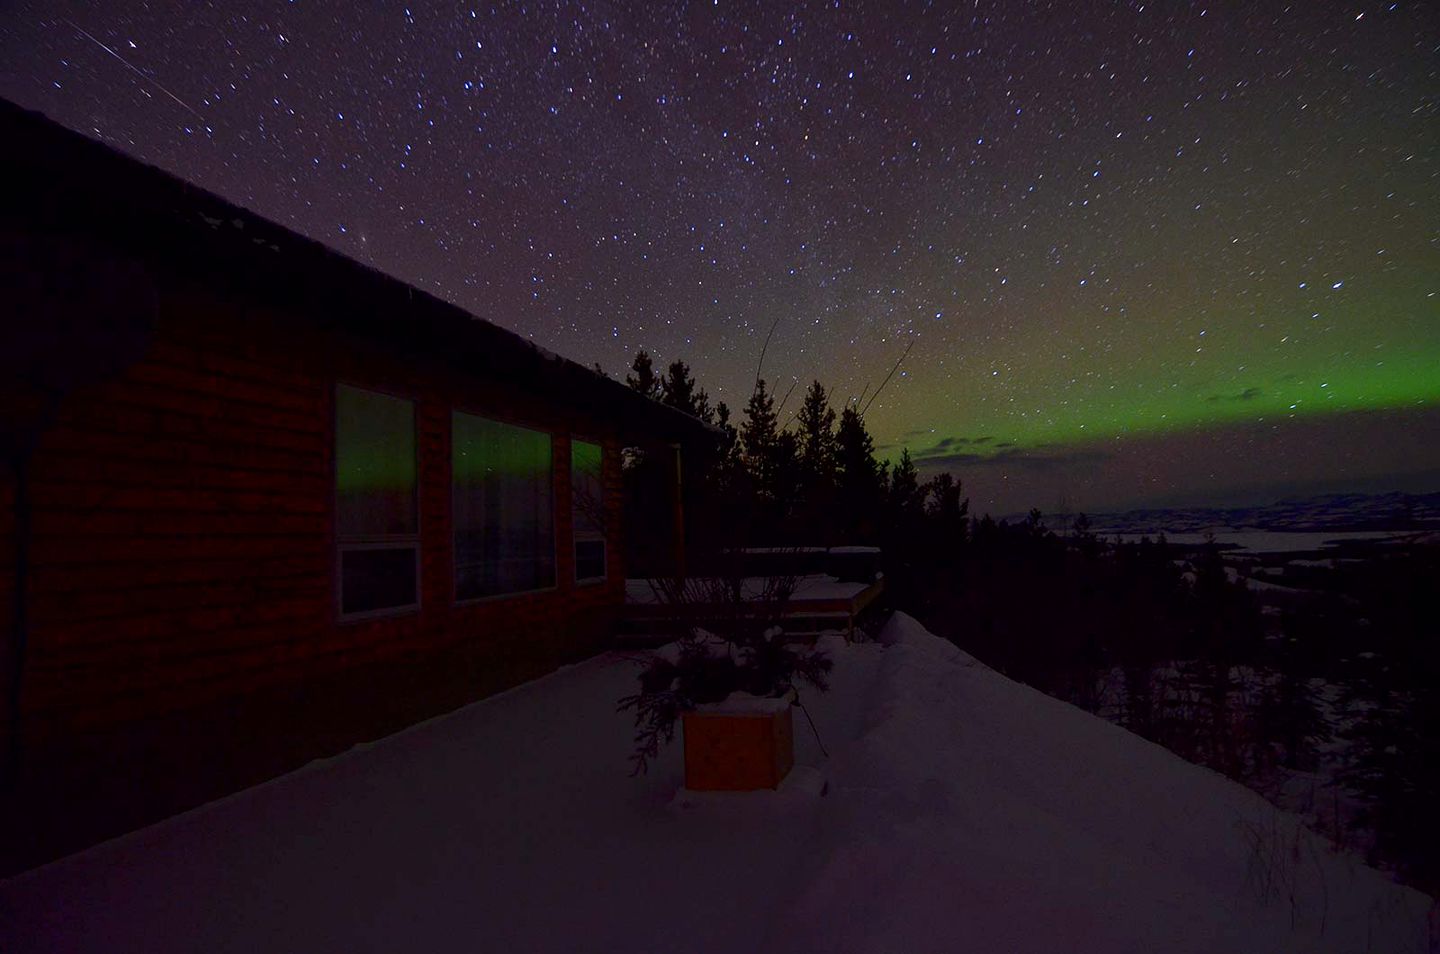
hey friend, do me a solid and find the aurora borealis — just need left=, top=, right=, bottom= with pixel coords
left=2, top=1, right=1436, bottom=513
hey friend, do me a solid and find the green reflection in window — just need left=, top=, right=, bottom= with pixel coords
left=336, top=385, right=417, bottom=537
left=572, top=439, right=606, bottom=581
left=572, top=440, right=603, bottom=532
left=453, top=412, right=554, bottom=599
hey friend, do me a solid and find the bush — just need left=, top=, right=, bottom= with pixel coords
left=617, top=562, right=833, bottom=774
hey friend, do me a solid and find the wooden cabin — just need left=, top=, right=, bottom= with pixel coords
left=0, top=101, right=715, bottom=871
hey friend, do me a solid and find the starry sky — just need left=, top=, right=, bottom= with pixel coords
left=3, top=1, right=1437, bottom=515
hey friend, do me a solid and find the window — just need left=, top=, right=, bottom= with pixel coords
left=453, top=412, right=555, bottom=600
left=335, top=385, right=418, bottom=617
left=572, top=439, right=607, bottom=582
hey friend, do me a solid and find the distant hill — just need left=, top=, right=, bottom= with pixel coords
left=1081, top=490, right=1440, bottom=535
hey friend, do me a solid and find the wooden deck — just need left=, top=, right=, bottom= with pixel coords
left=618, top=574, right=886, bottom=645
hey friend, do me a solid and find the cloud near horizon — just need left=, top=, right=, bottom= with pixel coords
left=913, top=443, right=1115, bottom=474
left=911, top=434, right=994, bottom=458
left=1207, top=387, right=1264, bottom=403
left=904, top=406, right=1440, bottom=518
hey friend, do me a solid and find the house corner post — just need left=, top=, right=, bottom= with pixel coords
left=671, top=443, right=686, bottom=578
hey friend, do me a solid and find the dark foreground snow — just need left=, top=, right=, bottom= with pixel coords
left=1, top=614, right=1431, bottom=953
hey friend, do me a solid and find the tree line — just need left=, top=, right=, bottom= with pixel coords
left=616, top=349, right=1438, bottom=893
left=618, top=349, right=961, bottom=558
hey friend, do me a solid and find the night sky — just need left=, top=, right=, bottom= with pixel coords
left=3, top=1, right=1437, bottom=514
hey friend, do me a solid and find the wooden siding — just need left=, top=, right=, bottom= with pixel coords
left=16, top=275, right=629, bottom=746
left=0, top=104, right=705, bottom=872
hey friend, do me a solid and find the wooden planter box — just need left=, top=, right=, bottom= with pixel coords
left=681, top=695, right=795, bottom=791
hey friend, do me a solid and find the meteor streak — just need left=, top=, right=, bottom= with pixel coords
left=64, top=19, right=204, bottom=123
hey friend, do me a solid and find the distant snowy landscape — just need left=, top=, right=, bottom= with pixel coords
left=1090, top=490, right=1440, bottom=538
left=2, top=614, right=1430, bottom=953
left=1109, top=528, right=1413, bottom=554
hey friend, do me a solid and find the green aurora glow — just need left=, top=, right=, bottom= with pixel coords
left=899, top=338, right=1440, bottom=456
left=12, top=2, right=1435, bottom=510
left=868, top=238, right=1439, bottom=462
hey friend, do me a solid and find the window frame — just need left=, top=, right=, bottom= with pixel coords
left=334, top=382, right=422, bottom=623
left=570, top=436, right=608, bottom=586
left=450, top=407, right=559, bottom=605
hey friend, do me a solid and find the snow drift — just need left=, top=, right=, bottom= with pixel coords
left=1, top=614, right=1431, bottom=953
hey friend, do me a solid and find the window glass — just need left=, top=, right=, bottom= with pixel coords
left=336, top=385, right=417, bottom=537
left=454, top=412, right=555, bottom=599
left=572, top=440, right=607, bottom=581
left=336, top=385, right=418, bottom=616
left=341, top=547, right=419, bottom=615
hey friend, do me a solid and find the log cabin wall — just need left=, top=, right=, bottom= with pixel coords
left=0, top=100, right=698, bottom=872
left=23, top=277, right=628, bottom=738
left=3, top=264, right=629, bottom=872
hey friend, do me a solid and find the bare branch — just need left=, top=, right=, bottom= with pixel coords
left=853, top=382, right=871, bottom=410
left=773, top=380, right=799, bottom=422
left=861, top=340, right=914, bottom=417
left=753, top=316, right=781, bottom=397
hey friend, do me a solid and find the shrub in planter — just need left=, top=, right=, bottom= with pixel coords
left=618, top=568, right=832, bottom=777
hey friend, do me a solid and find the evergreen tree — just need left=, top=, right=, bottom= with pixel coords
left=738, top=380, right=801, bottom=536
left=1111, top=534, right=1184, bottom=744
left=791, top=381, right=837, bottom=539
left=687, top=396, right=747, bottom=553
left=660, top=359, right=699, bottom=415
left=625, top=350, right=660, bottom=399
left=887, top=448, right=926, bottom=526
left=1334, top=546, right=1440, bottom=886
left=1256, top=629, right=1330, bottom=771
left=834, top=404, right=884, bottom=542
left=923, top=472, right=969, bottom=545
left=714, top=400, right=737, bottom=450
left=921, top=475, right=967, bottom=570
left=882, top=448, right=928, bottom=598
left=1185, top=533, right=1263, bottom=777
left=772, top=429, right=802, bottom=532
left=740, top=379, right=779, bottom=486
left=1071, top=512, right=1099, bottom=558
left=656, top=358, right=712, bottom=423
left=795, top=381, right=837, bottom=488
left=1024, top=508, right=1047, bottom=538
left=708, top=399, right=745, bottom=498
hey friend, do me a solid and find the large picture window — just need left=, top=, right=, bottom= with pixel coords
left=572, top=439, right=607, bottom=583
left=336, top=384, right=419, bottom=617
left=453, top=412, right=555, bottom=600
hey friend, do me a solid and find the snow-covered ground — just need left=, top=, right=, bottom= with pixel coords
left=1107, top=529, right=1406, bottom=553
left=2, top=615, right=1431, bottom=953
